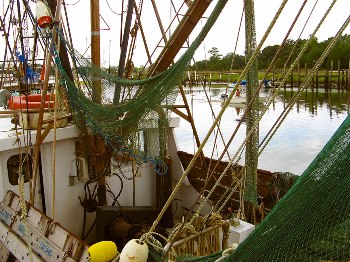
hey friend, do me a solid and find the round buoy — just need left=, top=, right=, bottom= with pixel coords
left=88, top=241, right=118, bottom=262
left=36, top=0, right=52, bottom=28
left=120, top=239, right=149, bottom=262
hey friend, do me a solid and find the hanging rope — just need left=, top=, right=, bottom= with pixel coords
left=148, top=0, right=289, bottom=242
left=15, top=126, right=34, bottom=261
left=212, top=0, right=337, bottom=214
left=213, top=0, right=339, bottom=215
left=259, top=13, right=350, bottom=155
left=258, top=0, right=339, bottom=151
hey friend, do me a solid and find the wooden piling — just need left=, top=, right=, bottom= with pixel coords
left=297, top=63, right=300, bottom=89
left=330, top=60, right=333, bottom=89
left=305, top=62, right=307, bottom=90
left=337, top=59, right=340, bottom=89
left=315, top=66, right=319, bottom=90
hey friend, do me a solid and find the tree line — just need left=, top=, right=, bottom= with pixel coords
left=189, top=35, right=350, bottom=71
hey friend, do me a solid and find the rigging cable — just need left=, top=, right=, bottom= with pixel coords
left=258, top=0, right=337, bottom=152
left=192, top=0, right=312, bottom=217
left=63, top=0, right=81, bottom=6
left=151, top=0, right=291, bottom=256
left=168, top=0, right=296, bottom=232
left=105, top=0, right=125, bottom=15
left=216, top=0, right=340, bottom=213
left=182, top=0, right=341, bottom=227
left=259, top=14, right=350, bottom=156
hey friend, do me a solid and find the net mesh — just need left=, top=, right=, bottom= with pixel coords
left=45, top=0, right=350, bottom=259
left=50, top=0, right=229, bottom=169
left=148, top=114, right=350, bottom=261
left=226, top=114, right=350, bottom=261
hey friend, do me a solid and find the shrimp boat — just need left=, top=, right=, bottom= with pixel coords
left=0, top=0, right=350, bottom=261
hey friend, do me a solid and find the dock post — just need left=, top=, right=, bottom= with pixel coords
left=315, top=66, right=319, bottom=91
left=330, top=60, right=333, bottom=89
left=297, top=62, right=300, bottom=89
left=348, top=60, right=350, bottom=89
left=305, top=62, right=307, bottom=91
left=337, top=59, right=340, bottom=90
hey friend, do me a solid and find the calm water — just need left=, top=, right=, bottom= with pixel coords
left=173, top=86, right=349, bottom=175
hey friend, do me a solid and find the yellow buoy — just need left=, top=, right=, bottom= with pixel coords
left=88, top=241, right=118, bottom=262
left=120, top=239, right=149, bottom=262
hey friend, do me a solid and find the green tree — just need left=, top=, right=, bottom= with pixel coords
left=208, top=47, right=222, bottom=61
left=259, top=45, right=279, bottom=69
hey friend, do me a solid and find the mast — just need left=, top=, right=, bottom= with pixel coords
left=46, top=0, right=74, bottom=82
left=244, top=0, right=259, bottom=207
left=147, top=0, right=213, bottom=76
left=113, top=0, right=134, bottom=104
left=90, top=0, right=101, bottom=103
left=90, top=0, right=107, bottom=205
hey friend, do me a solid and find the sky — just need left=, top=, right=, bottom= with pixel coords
left=1, top=0, right=350, bottom=68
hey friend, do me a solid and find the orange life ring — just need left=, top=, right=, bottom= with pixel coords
left=8, top=94, right=55, bottom=110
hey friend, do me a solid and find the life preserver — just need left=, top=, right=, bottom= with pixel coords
left=8, top=94, right=55, bottom=110
left=36, top=0, right=52, bottom=28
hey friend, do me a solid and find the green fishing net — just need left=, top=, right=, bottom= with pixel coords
left=51, top=0, right=229, bottom=169
left=226, top=114, right=350, bottom=261
left=148, top=114, right=350, bottom=262
left=50, top=0, right=350, bottom=259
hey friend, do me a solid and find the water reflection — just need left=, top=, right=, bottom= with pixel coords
left=279, top=88, right=350, bottom=118
left=174, top=86, right=349, bottom=175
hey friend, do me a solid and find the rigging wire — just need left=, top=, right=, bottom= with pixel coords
left=259, top=0, right=320, bottom=149
left=215, top=0, right=339, bottom=213
left=139, top=0, right=187, bottom=74
left=212, top=0, right=315, bottom=208
left=105, top=0, right=125, bottom=15
left=259, top=15, right=349, bottom=156
left=155, top=0, right=291, bottom=255
left=156, top=1, right=344, bottom=255
left=63, top=0, right=81, bottom=6
left=195, top=0, right=312, bottom=215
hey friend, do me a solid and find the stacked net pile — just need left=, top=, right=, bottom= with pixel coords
left=226, top=114, right=350, bottom=261
left=149, top=114, right=350, bottom=261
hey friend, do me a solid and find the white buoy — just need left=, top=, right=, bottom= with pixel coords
left=120, top=239, right=149, bottom=262
left=36, top=0, right=52, bottom=28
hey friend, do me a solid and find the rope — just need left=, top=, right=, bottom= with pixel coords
left=14, top=127, right=34, bottom=261
left=213, top=0, right=340, bottom=216
left=207, top=0, right=338, bottom=214
left=258, top=0, right=339, bottom=152
left=149, top=0, right=289, bottom=234
left=63, top=0, right=81, bottom=6
left=169, top=222, right=197, bottom=240
left=212, top=1, right=335, bottom=215
left=51, top=66, right=59, bottom=220
left=259, top=12, right=350, bottom=155
left=214, top=243, right=238, bottom=262
left=197, top=0, right=312, bottom=208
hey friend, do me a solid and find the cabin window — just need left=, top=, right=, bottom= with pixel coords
left=7, top=154, right=33, bottom=185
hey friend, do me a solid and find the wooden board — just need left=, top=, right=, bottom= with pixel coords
left=0, top=190, right=89, bottom=261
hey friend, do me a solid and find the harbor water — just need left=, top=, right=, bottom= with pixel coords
left=174, top=85, right=349, bottom=175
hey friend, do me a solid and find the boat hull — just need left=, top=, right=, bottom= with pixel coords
left=177, top=151, right=297, bottom=222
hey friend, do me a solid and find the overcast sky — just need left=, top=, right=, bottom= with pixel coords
left=1, top=0, right=350, bottom=68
